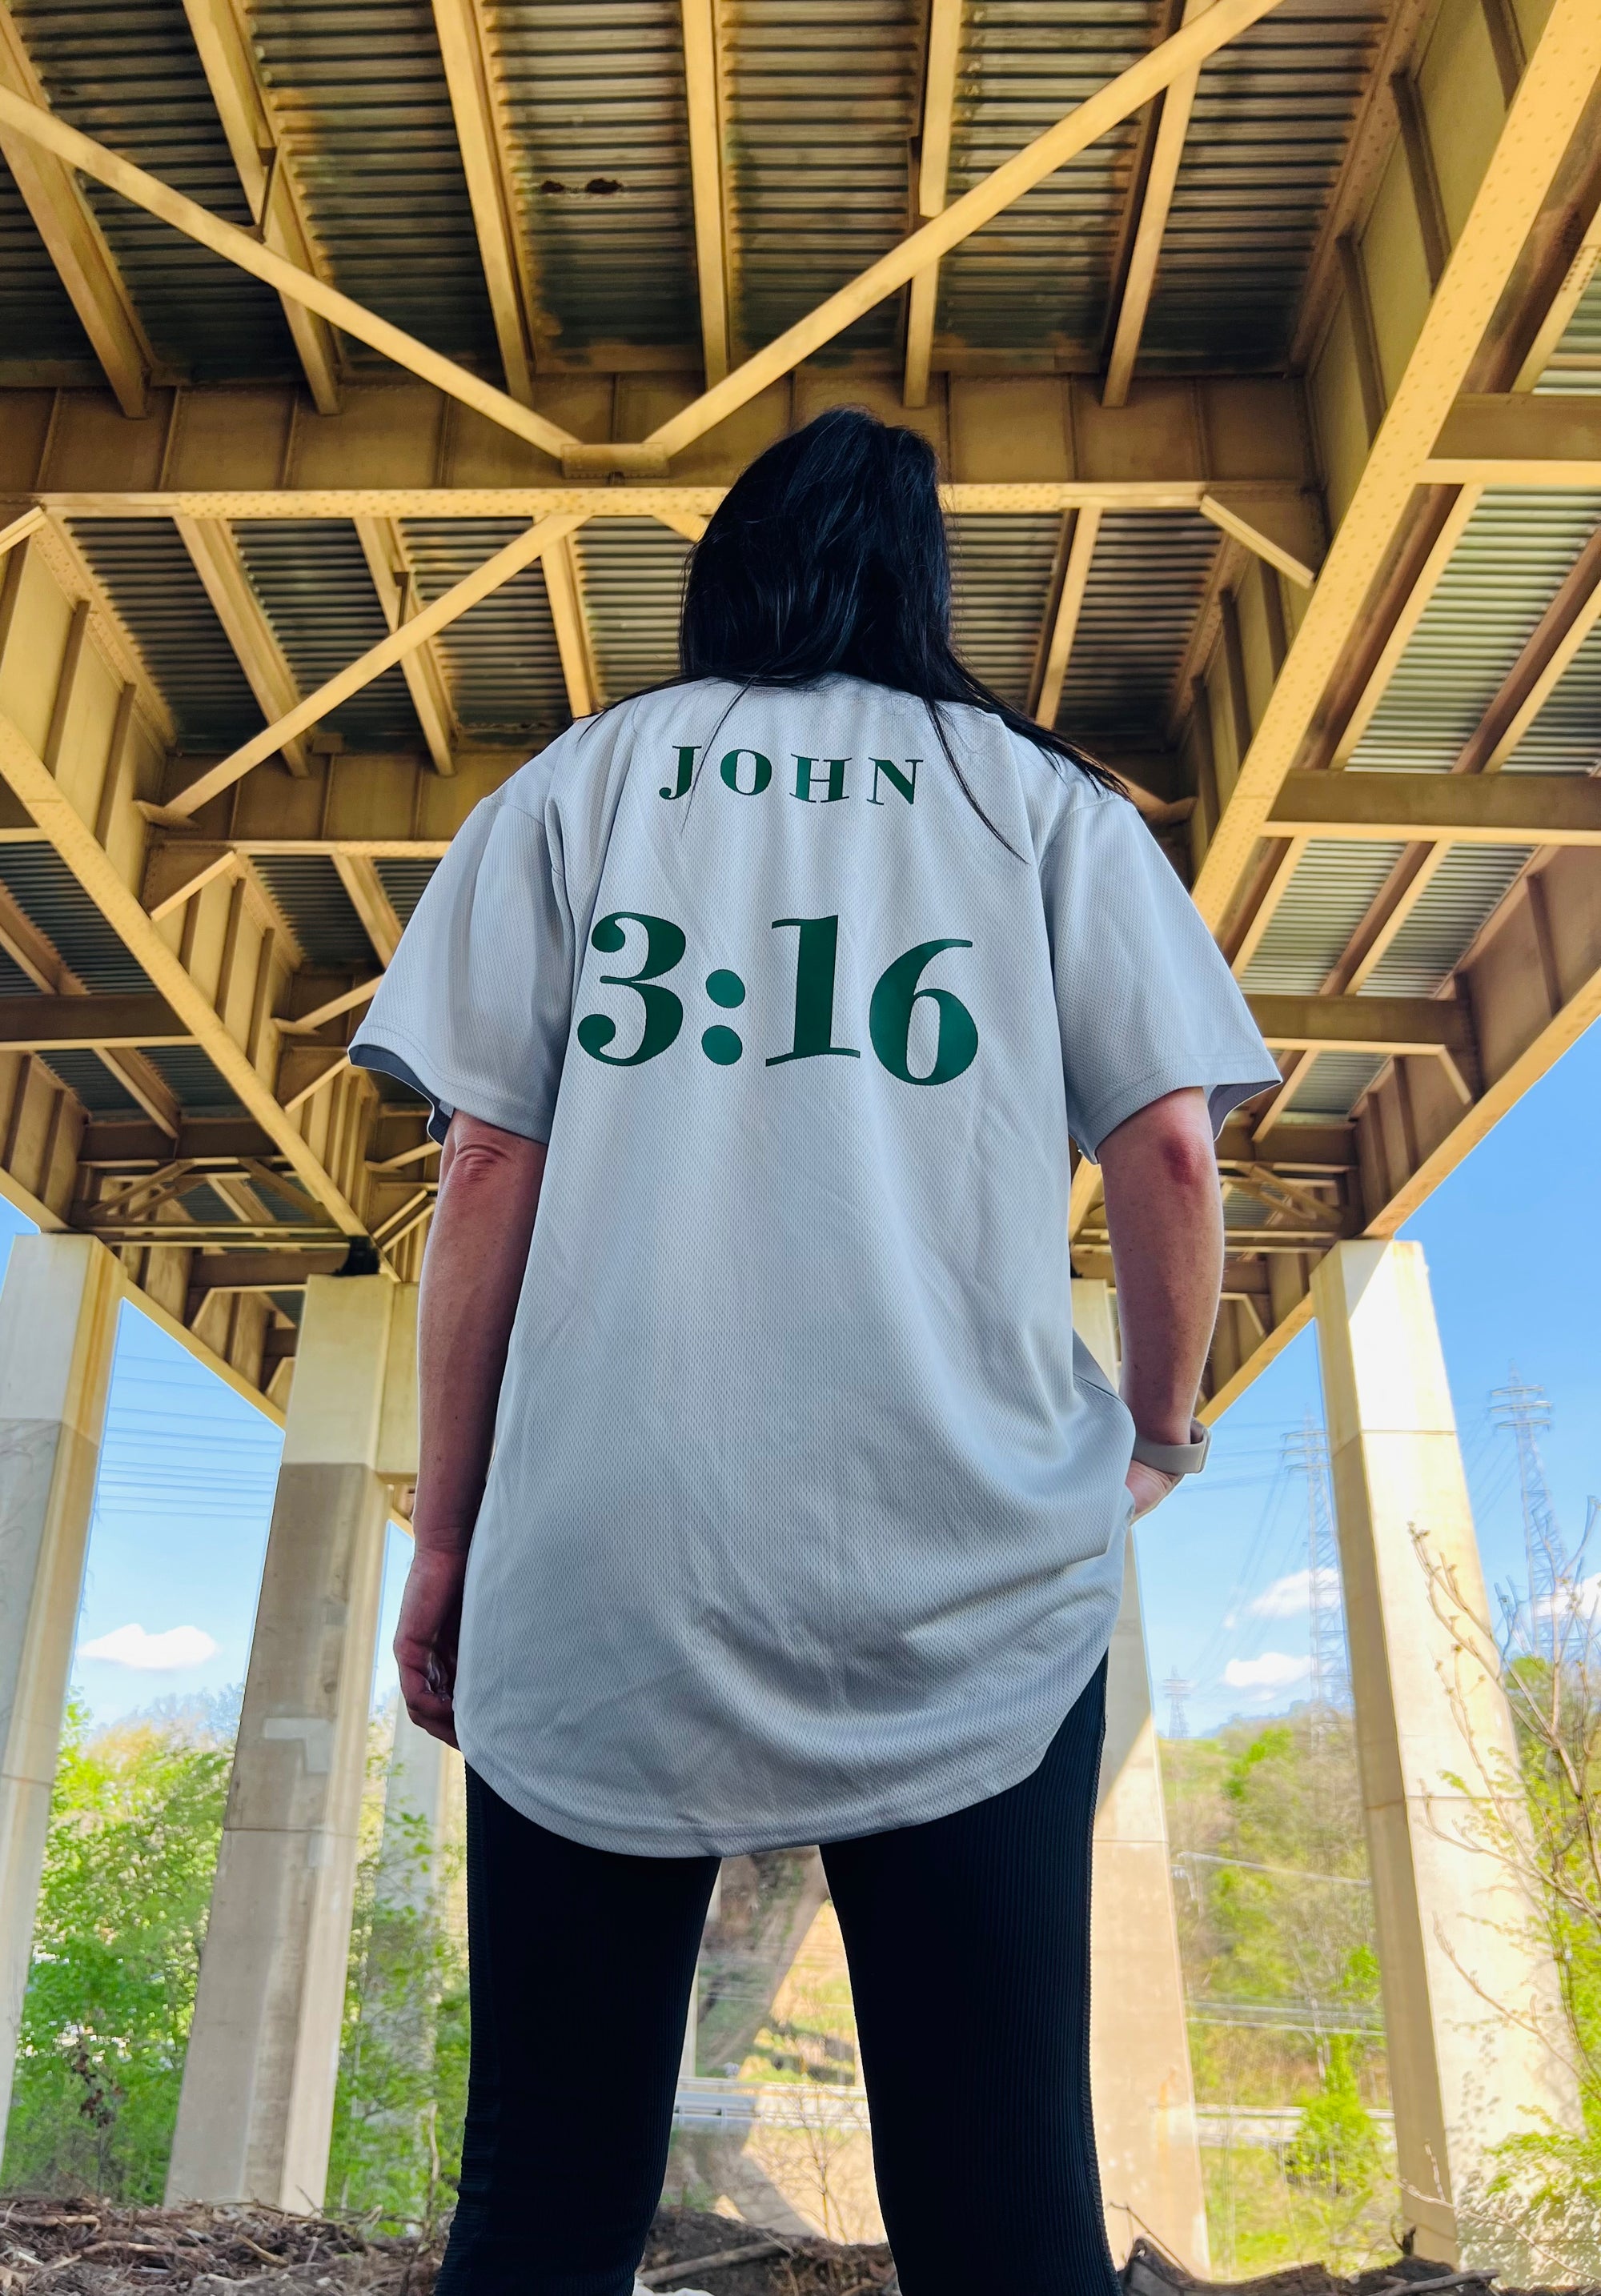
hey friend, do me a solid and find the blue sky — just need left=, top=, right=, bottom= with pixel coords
left=2, top=1021, right=1596, bottom=1741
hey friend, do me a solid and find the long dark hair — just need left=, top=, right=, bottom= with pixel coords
left=676, top=407, right=1125, bottom=818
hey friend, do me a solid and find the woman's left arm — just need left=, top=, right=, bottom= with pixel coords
left=395, top=1112, right=548, bottom=1745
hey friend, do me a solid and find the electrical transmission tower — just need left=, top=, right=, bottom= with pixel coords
left=1285, top=1414, right=1349, bottom=1725
left=1162, top=1673, right=1193, bottom=1741
left=1491, top=1368, right=1563, bottom=1661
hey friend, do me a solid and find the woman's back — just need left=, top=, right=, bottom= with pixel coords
left=356, top=408, right=1278, bottom=2296
left=354, top=667, right=1270, bottom=1853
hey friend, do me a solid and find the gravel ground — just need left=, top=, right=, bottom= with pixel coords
left=1, top=2202, right=1594, bottom=2296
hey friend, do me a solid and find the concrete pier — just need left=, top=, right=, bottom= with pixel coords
left=1314, top=1240, right=1579, bottom=2260
left=0, top=1235, right=121, bottom=2167
left=167, top=1276, right=417, bottom=2210
left=1073, top=1279, right=1210, bottom=2274
left=378, top=1695, right=466, bottom=1925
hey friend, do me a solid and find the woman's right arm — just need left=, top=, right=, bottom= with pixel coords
left=1095, top=1084, right=1224, bottom=1518
left=396, top=1112, right=548, bottom=1744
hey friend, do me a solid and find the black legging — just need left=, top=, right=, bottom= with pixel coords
left=436, top=1659, right=1117, bottom=2296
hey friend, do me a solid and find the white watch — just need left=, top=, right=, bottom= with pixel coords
left=1130, top=1419, right=1210, bottom=1478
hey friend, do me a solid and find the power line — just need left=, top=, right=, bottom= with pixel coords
left=1162, top=1672, right=1193, bottom=1740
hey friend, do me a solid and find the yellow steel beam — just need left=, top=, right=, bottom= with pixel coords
left=1459, top=518, right=1601, bottom=773
left=1287, top=0, right=1436, bottom=371
left=432, top=0, right=540, bottom=403
left=331, top=854, right=403, bottom=968
left=542, top=536, right=600, bottom=719
left=1032, top=508, right=1101, bottom=729
left=1189, top=0, right=1601, bottom=934
left=277, top=977, right=382, bottom=1036
left=903, top=0, right=964, bottom=408
left=351, top=517, right=459, bottom=775
left=1424, top=391, right=1601, bottom=483
left=1246, top=992, right=1472, bottom=1058
left=0, top=2, right=154, bottom=417
left=680, top=0, right=734, bottom=387
left=153, top=513, right=588, bottom=823
left=28, top=479, right=1298, bottom=520
left=1102, top=0, right=1210, bottom=408
left=174, top=515, right=313, bottom=776
left=642, top=0, right=1287, bottom=462
left=0, top=703, right=366, bottom=1237
left=1266, top=769, right=1601, bottom=844
left=180, top=0, right=343, bottom=411
left=0, top=507, right=46, bottom=559
left=12, top=372, right=1318, bottom=509
left=0, top=80, right=583, bottom=463
left=0, top=992, right=189, bottom=1048
left=1198, top=492, right=1318, bottom=589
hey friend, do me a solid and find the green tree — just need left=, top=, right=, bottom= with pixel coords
left=1162, top=1706, right=1394, bottom=2270
left=1405, top=1527, right=1601, bottom=2273
left=3, top=1697, right=231, bottom=2199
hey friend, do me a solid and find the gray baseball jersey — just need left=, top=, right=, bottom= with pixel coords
left=351, top=675, right=1279, bottom=1854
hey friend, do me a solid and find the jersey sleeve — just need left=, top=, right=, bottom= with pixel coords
left=349, top=791, right=573, bottom=1144
left=1041, top=787, right=1282, bottom=1160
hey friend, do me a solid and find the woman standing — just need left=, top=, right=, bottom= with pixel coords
left=351, top=408, right=1278, bottom=2296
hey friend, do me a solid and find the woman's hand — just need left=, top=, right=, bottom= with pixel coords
left=1126, top=1460, right=1182, bottom=1521
left=395, top=1546, right=467, bottom=1746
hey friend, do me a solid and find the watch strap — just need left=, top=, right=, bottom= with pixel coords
left=1130, top=1419, right=1210, bottom=1478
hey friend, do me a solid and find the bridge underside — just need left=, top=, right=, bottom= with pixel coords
left=0, top=0, right=1595, bottom=1420
left=1, top=0, right=1599, bottom=2266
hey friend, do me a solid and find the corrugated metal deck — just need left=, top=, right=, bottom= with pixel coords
left=9, top=0, right=295, bottom=377
left=0, top=163, right=96, bottom=368
left=1242, top=839, right=1406, bottom=996
left=250, top=0, right=503, bottom=375
left=254, top=853, right=378, bottom=967
left=491, top=0, right=701, bottom=359
left=1142, top=0, right=1387, bottom=371
left=38, top=1046, right=144, bottom=1114
left=949, top=511, right=1058, bottom=709
left=1535, top=268, right=1601, bottom=395
left=1349, top=491, right=1601, bottom=773
left=70, top=519, right=264, bottom=752
left=0, top=845, right=157, bottom=993
left=937, top=0, right=1160, bottom=357
left=1056, top=510, right=1219, bottom=746
left=725, top=0, right=921, bottom=364
left=403, top=519, right=571, bottom=739
left=577, top=518, right=692, bottom=703
left=234, top=521, right=423, bottom=751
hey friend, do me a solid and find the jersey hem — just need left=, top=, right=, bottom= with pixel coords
left=455, top=1635, right=1117, bottom=1858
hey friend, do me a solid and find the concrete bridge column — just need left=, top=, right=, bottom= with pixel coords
left=1313, top=1239, right=1579, bottom=2262
left=0, top=1233, right=122, bottom=2168
left=168, top=1274, right=418, bottom=2211
left=379, top=1695, right=466, bottom=1925
left=1072, top=1280, right=1210, bottom=2275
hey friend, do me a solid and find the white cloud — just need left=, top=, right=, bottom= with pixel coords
left=77, top=1623, right=219, bottom=1672
left=1523, top=1576, right=1601, bottom=1641
left=1248, top=1567, right=1341, bottom=1620
left=1224, top=1651, right=1313, bottom=1693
